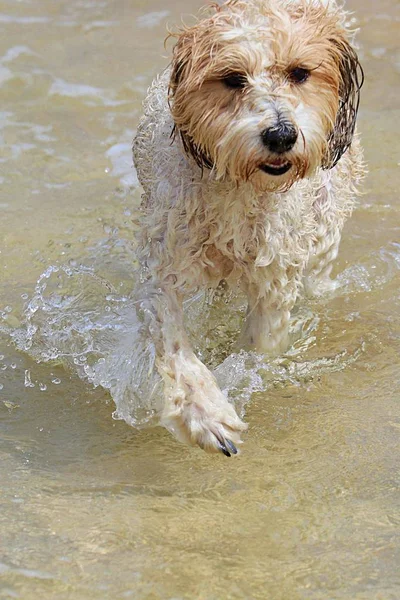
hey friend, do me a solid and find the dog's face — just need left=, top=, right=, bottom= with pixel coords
left=169, top=0, right=362, bottom=191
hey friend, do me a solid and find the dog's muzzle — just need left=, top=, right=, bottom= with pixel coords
left=259, top=123, right=298, bottom=176
left=259, top=160, right=293, bottom=176
left=261, top=123, right=298, bottom=154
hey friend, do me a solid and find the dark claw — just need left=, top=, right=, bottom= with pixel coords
left=217, top=441, right=231, bottom=457
left=225, top=439, right=238, bottom=455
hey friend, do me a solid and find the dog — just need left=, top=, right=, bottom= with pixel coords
left=132, top=0, right=365, bottom=456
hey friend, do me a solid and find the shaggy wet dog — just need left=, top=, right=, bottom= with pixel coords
left=133, top=0, right=364, bottom=456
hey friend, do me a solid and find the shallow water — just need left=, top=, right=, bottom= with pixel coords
left=1, top=0, right=400, bottom=598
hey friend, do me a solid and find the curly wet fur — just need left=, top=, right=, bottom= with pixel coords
left=132, top=0, right=365, bottom=455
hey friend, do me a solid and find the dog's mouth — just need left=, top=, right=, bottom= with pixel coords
left=259, top=159, right=292, bottom=176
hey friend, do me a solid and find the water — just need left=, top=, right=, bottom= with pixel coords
left=1, top=0, right=400, bottom=598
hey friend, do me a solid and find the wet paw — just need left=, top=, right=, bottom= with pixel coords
left=162, top=376, right=247, bottom=456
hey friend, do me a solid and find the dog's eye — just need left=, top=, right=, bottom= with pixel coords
left=222, top=73, right=247, bottom=89
left=288, top=67, right=310, bottom=84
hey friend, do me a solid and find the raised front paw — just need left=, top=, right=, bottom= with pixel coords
left=161, top=373, right=247, bottom=456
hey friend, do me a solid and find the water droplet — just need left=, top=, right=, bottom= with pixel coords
left=24, top=370, right=35, bottom=388
left=39, top=383, right=47, bottom=391
left=21, top=293, right=29, bottom=300
left=51, top=378, right=61, bottom=385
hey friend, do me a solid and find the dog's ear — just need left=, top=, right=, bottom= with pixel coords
left=325, top=39, right=364, bottom=168
left=168, top=29, right=215, bottom=172
left=168, top=30, right=194, bottom=96
left=171, top=58, right=185, bottom=87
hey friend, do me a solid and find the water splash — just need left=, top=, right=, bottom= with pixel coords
left=9, top=256, right=369, bottom=429
left=11, top=264, right=164, bottom=427
left=12, top=215, right=400, bottom=430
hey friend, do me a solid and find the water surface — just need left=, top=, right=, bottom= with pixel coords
left=1, top=0, right=400, bottom=598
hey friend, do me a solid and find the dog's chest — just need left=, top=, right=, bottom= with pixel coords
left=203, top=244, right=235, bottom=282
left=185, top=184, right=316, bottom=283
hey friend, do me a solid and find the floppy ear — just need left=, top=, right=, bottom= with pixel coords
left=168, top=30, right=215, bottom=171
left=169, top=38, right=189, bottom=91
left=325, top=40, right=364, bottom=168
left=168, top=29, right=195, bottom=99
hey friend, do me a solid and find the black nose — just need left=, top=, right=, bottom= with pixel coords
left=261, top=124, right=298, bottom=154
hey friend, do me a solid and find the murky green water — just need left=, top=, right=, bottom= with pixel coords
left=1, top=0, right=400, bottom=598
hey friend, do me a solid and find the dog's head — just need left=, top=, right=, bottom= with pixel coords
left=168, top=0, right=363, bottom=191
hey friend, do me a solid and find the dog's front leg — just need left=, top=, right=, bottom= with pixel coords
left=303, top=228, right=342, bottom=297
left=238, top=282, right=297, bottom=355
left=148, top=284, right=247, bottom=455
left=304, top=187, right=348, bottom=297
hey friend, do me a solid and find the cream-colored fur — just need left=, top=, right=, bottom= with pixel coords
left=132, top=0, right=365, bottom=456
